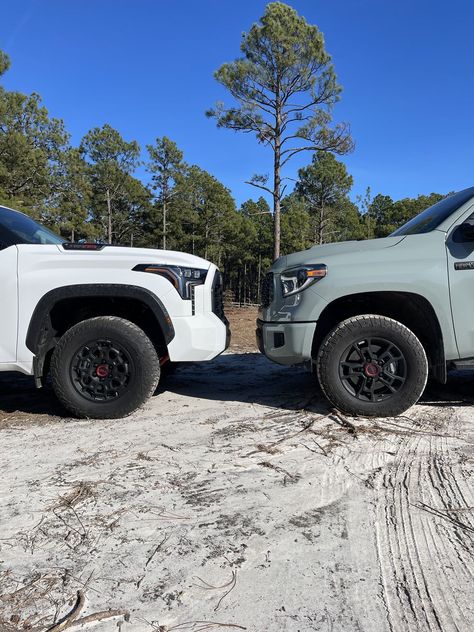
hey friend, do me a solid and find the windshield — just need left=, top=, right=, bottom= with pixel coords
left=390, top=187, right=474, bottom=236
left=0, top=206, right=64, bottom=246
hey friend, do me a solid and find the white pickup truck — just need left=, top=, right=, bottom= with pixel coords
left=0, top=205, right=230, bottom=418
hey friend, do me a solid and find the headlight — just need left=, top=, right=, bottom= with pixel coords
left=133, top=264, right=208, bottom=300
left=280, top=264, right=327, bottom=297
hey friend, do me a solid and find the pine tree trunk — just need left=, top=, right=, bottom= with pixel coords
left=257, top=254, right=262, bottom=304
left=244, top=262, right=247, bottom=305
left=106, top=188, right=112, bottom=244
left=319, top=202, right=324, bottom=245
left=162, top=199, right=167, bottom=250
left=273, top=116, right=282, bottom=261
left=273, top=161, right=281, bottom=260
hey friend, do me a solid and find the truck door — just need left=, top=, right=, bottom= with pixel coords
left=0, top=245, right=18, bottom=362
left=446, top=209, right=474, bottom=358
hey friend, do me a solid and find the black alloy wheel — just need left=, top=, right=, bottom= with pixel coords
left=70, top=338, right=133, bottom=402
left=338, top=336, right=407, bottom=402
left=51, top=316, right=160, bottom=419
left=316, top=315, right=428, bottom=417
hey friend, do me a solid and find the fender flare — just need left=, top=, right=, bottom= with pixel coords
left=26, top=284, right=175, bottom=382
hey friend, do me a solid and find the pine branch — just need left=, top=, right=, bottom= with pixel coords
left=245, top=180, right=273, bottom=196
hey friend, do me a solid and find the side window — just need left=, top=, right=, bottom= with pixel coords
left=0, top=225, right=12, bottom=250
left=453, top=211, right=474, bottom=243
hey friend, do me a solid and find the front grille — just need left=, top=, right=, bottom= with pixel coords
left=260, top=272, right=274, bottom=308
left=212, top=270, right=228, bottom=324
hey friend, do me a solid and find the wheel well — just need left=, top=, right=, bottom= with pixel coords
left=49, top=296, right=167, bottom=354
left=312, top=292, right=446, bottom=382
left=28, top=292, right=170, bottom=386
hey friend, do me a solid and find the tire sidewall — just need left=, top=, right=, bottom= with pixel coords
left=317, top=316, right=428, bottom=417
left=51, top=317, right=160, bottom=419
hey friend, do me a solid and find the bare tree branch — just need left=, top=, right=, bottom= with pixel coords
left=245, top=180, right=274, bottom=196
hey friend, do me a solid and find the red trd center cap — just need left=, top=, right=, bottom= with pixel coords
left=96, top=364, right=110, bottom=378
left=364, top=362, right=381, bottom=378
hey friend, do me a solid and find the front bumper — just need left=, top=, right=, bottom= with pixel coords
left=168, top=312, right=229, bottom=362
left=167, top=267, right=230, bottom=362
left=256, top=319, right=316, bottom=366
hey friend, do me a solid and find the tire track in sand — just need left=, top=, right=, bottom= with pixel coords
left=374, top=409, right=474, bottom=632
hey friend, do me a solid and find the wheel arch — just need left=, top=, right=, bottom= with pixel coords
left=311, top=291, right=446, bottom=383
left=26, top=284, right=174, bottom=385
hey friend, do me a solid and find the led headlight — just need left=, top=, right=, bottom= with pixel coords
left=280, top=264, right=327, bottom=297
left=133, top=264, right=208, bottom=300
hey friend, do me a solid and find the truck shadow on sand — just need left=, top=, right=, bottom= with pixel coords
left=161, top=352, right=327, bottom=412
left=0, top=373, right=65, bottom=419
left=0, top=353, right=321, bottom=420
left=163, top=353, right=474, bottom=411
left=0, top=352, right=473, bottom=420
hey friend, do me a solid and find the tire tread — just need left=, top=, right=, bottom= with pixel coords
left=50, top=316, right=160, bottom=419
left=316, top=315, right=428, bottom=417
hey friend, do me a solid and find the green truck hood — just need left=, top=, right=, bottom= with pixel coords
left=273, top=235, right=406, bottom=271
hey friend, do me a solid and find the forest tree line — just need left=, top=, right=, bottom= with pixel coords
left=0, top=27, right=446, bottom=303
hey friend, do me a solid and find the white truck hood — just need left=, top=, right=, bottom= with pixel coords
left=57, top=245, right=213, bottom=269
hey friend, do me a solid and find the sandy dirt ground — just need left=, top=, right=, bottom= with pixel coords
left=1, top=310, right=473, bottom=632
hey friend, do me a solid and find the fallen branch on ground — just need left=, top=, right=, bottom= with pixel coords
left=329, top=409, right=358, bottom=436
left=413, top=501, right=474, bottom=533
left=146, top=533, right=171, bottom=567
left=166, top=621, right=246, bottom=631
left=46, top=590, right=85, bottom=631
left=67, top=609, right=129, bottom=628
left=193, top=569, right=237, bottom=612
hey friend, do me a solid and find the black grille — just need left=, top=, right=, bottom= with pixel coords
left=261, top=272, right=274, bottom=307
left=212, top=270, right=228, bottom=324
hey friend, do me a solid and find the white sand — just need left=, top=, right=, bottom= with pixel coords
left=1, top=353, right=473, bottom=631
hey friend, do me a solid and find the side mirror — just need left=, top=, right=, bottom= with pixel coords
left=454, top=222, right=474, bottom=243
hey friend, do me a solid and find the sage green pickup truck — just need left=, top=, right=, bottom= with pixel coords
left=257, top=186, right=474, bottom=417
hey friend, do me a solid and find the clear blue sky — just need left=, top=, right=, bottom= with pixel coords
left=1, top=0, right=473, bottom=207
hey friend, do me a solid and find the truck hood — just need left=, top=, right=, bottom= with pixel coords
left=57, top=245, right=212, bottom=269
left=272, top=235, right=406, bottom=271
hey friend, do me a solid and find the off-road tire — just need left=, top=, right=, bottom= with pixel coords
left=51, top=316, right=160, bottom=419
left=316, top=315, right=428, bottom=417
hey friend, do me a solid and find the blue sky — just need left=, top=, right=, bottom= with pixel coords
left=1, top=0, right=473, bottom=207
